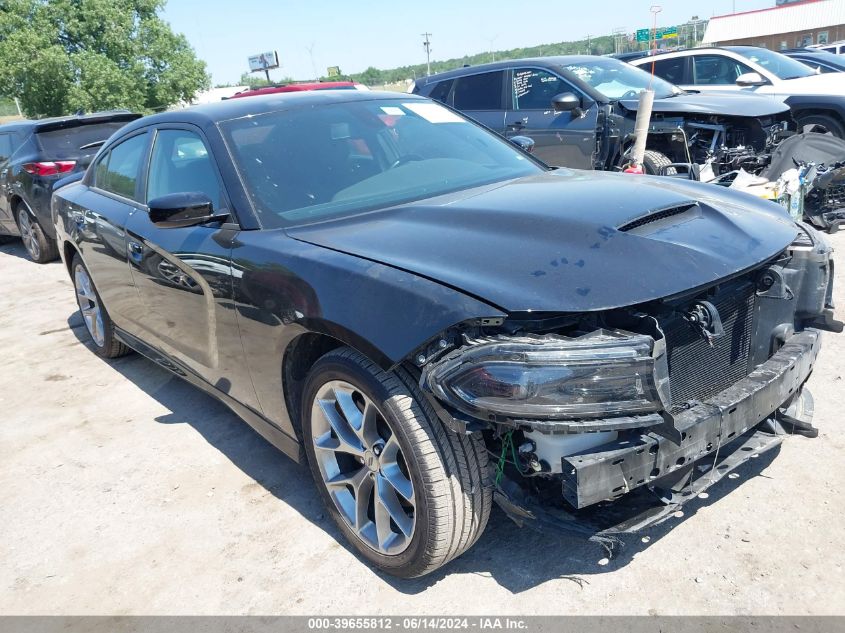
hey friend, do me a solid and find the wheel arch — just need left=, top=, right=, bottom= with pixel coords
left=281, top=324, right=398, bottom=440
left=62, top=239, right=80, bottom=277
left=10, top=194, right=25, bottom=220
left=786, top=100, right=845, bottom=135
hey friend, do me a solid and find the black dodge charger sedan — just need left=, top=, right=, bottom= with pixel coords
left=53, top=90, right=840, bottom=577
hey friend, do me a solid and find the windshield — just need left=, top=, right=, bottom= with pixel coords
left=561, top=58, right=680, bottom=100
left=219, top=99, right=542, bottom=228
left=729, top=47, right=814, bottom=80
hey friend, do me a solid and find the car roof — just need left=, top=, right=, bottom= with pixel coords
left=416, top=55, right=622, bottom=83
left=782, top=48, right=845, bottom=68
left=114, top=90, right=427, bottom=133
left=781, top=47, right=825, bottom=54
left=630, top=46, right=800, bottom=65
left=0, top=110, right=140, bottom=133
left=415, top=55, right=637, bottom=103
left=611, top=51, right=651, bottom=62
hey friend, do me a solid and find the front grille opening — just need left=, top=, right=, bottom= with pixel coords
left=618, top=203, right=698, bottom=233
left=663, top=282, right=756, bottom=412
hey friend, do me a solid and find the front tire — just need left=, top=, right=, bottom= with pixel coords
left=15, top=202, right=58, bottom=263
left=798, top=113, right=845, bottom=138
left=302, top=348, right=491, bottom=577
left=642, top=150, right=677, bottom=176
left=71, top=253, right=131, bottom=359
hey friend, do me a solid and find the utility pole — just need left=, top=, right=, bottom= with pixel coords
left=485, top=34, right=499, bottom=63
left=612, top=27, right=626, bottom=54
left=305, top=42, right=317, bottom=80
left=584, top=34, right=592, bottom=54
left=421, top=32, right=432, bottom=76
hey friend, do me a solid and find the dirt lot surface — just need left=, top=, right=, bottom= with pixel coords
left=1, top=231, right=844, bottom=616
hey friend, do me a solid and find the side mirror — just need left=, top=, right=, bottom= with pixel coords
left=148, top=192, right=223, bottom=228
left=736, top=72, right=768, bottom=87
left=551, top=92, right=581, bottom=113
left=509, top=135, right=535, bottom=153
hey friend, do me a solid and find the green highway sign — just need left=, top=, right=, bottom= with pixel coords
left=636, top=26, right=678, bottom=42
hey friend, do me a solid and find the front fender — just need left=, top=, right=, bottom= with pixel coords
left=231, top=229, right=505, bottom=431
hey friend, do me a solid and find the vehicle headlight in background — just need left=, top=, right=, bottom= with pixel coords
left=422, top=330, right=665, bottom=420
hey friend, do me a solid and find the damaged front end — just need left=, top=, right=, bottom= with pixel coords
left=644, top=112, right=794, bottom=178
left=417, top=225, right=841, bottom=547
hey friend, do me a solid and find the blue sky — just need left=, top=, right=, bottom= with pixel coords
left=161, top=0, right=775, bottom=85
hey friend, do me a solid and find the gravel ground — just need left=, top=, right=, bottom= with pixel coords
left=1, top=232, right=844, bottom=616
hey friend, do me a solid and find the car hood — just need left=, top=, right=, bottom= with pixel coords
left=773, top=72, right=845, bottom=95
left=285, top=170, right=798, bottom=313
left=619, top=90, right=790, bottom=117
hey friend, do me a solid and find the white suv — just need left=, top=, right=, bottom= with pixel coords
left=630, top=46, right=845, bottom=136
left=811, top=41, right=845, bottom=55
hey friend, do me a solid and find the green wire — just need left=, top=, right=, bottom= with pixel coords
left=495, top=431, right=526, bottom=486
left=494, top=431, right=513, bottom=486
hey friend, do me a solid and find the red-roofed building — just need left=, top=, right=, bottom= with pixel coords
left=702, top=0, right=845, bottom=50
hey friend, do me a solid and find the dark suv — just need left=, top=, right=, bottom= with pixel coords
left=0, top=111, right=140, bottom=262
left=412, top=56, right=796, bottom=177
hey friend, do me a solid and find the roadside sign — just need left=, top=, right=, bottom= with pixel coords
left=636, top=26, right=678, bottom=42
left=327, top=66, right=341, bottom=77
left=248, top=50, right=280, bottom=72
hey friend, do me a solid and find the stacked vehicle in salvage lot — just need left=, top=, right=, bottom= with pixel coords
left=46, top=90, right=842, bottom=576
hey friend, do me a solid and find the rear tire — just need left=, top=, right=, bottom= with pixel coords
left=302, top=348, right=491, bottom=577
left=71, top=253, right=131, bottom=359
left=642, top=150, right=677, bottom=176
left=15, top=202, right=58, bottom=263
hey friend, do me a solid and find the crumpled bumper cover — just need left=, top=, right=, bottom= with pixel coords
left=494, top=329, right=822, bottom=544
left=560, top=328, right=821, bottom=510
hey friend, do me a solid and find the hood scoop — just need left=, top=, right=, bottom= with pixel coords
left=618, top=202, right=700, bottom=233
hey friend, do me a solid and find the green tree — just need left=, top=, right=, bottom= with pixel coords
left=0, top=0, right=210, bottom=118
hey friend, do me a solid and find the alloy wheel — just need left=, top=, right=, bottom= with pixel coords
left=17, top=211, right=40, bottom=260
left=74, top=264, right=105, bottom=347
left=310, top=380, right=416, bottom=555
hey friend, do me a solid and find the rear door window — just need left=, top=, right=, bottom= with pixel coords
left=94, top=132, right=148, bottom=201
left=0, top=133, right=12, bottom=162
left=453, top=71, right=504, bottom=110
left=651, top=57, right=687, bottom=84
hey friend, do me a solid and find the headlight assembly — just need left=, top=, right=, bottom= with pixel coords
left=421, top=330, right=667, bottom=421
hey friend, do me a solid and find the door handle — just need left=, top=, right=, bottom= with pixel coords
left=508, top=120, right=525, bottom=129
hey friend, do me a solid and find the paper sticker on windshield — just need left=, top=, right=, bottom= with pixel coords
left=403, top=102, right=463, bottom=123
left=380, top=106, right=405, bottom=116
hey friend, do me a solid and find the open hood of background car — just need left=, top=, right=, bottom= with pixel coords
left=286, top=170, right=799, bottom=313
left=619, top=90, right=791, bottom=118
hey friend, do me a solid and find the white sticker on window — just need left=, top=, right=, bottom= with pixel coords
left=403, top=102, right=463, bottom=123
left=380, top=106, right=406, bottom=116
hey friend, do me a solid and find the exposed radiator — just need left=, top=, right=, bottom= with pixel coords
left=662, top=282, right=756, bottom=411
